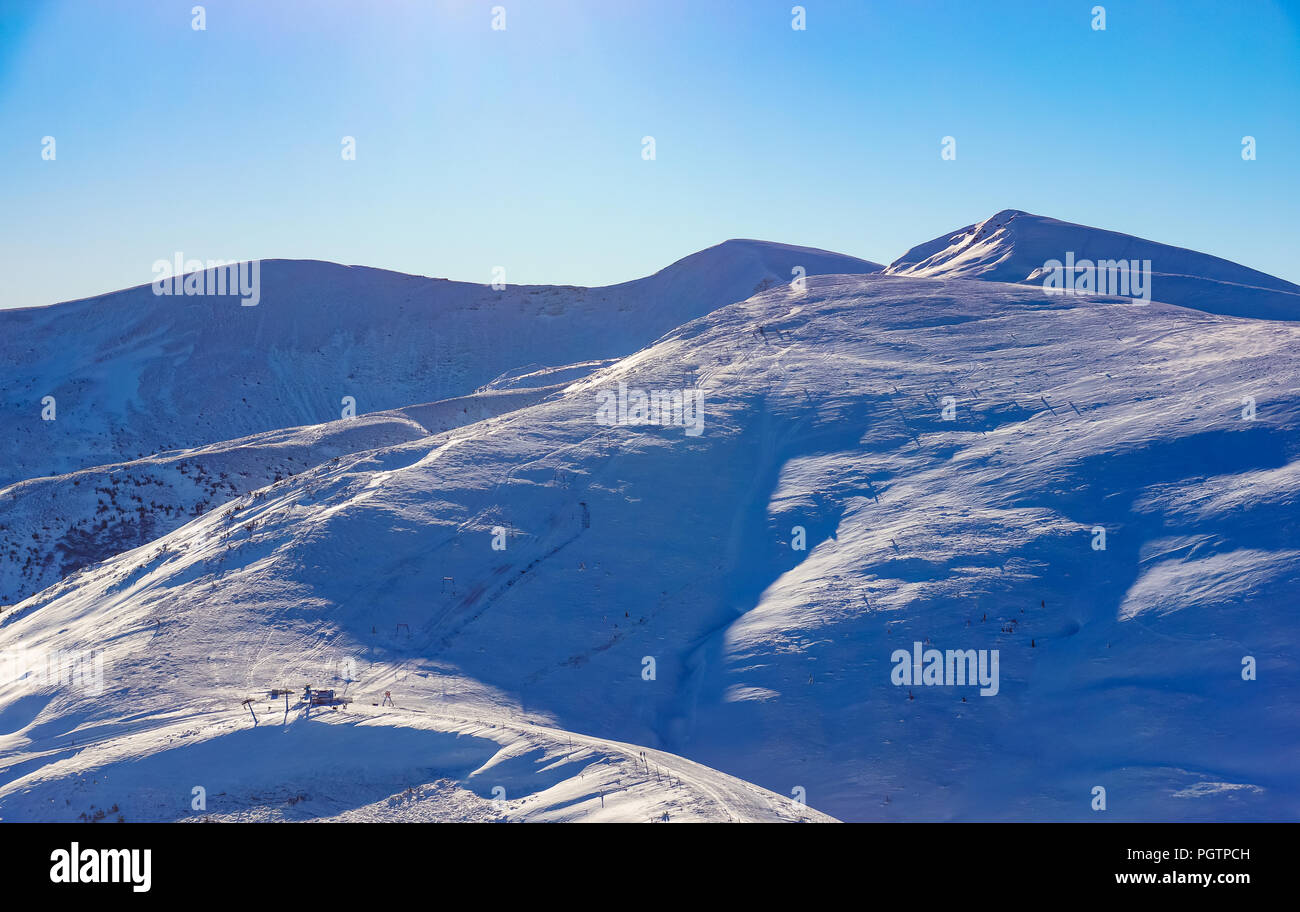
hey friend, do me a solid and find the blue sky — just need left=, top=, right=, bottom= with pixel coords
left=2, top=0, right=1297, bottom=309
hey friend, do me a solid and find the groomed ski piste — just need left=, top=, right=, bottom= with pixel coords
left=1, top=211, right=1297, bottom=822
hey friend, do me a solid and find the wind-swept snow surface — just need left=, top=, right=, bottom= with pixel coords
left=3, top=269, right=1296, bottom=822
left=887, top=209, right=1300, bottom=320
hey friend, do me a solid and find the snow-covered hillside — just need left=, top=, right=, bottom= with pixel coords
left=887, top=209, right=1300, bottom=320
left=0, top=380, right=579, bottom=607
left=3, top=262, right=1296, bottom=822
left=0, top=241, right=882, bottom=488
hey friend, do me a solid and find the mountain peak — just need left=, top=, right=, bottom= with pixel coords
left=646, top=238, right=882, bottom=283
left=886, top=210, right=1300, bottom=320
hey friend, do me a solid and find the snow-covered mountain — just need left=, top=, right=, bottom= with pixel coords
left=3, top=231, right=1297, bottom=821
left=887, top=209, right=1300, bottom=320
left=0, top=241, right=882, bottom=489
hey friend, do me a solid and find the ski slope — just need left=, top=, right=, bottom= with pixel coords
left=4, top=261, right=1298, bottom=821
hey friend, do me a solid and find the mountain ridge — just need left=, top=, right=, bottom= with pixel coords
left=0, top=241, right=881, bottom=488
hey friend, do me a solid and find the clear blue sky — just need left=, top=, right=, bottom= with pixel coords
left=2, top=0, right=1297, bottom=309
